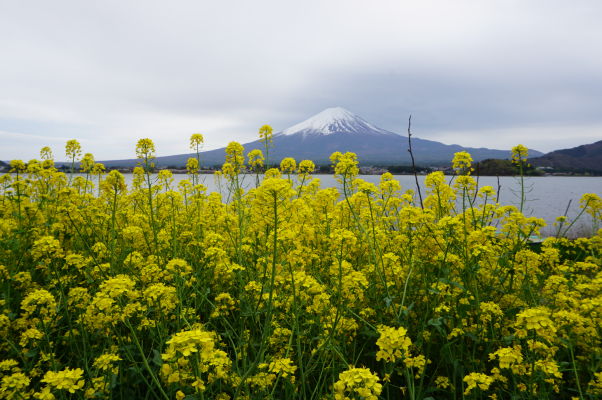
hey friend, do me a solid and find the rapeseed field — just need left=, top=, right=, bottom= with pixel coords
left=1, top=133, right=601, bottom=399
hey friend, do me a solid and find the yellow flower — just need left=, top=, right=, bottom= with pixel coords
left=588, top=372, right=602, bottom=395
left=435, top=376, right=451, bottom=389
left=166, top=258, right=193, bottom=277
left=511, top=144, right=529, bottom=165
left=42, top=367, right=85, bottom=393
left=489, top=346, right=524, bottom=374
left=186, top=157, right=200, bottom=174
left=264, top=168, right=281, bottom=179
left=9, top=159, right=27, bottom=172
left=279, top=157, right=297, bottom=174
left=20, top=327, right=44, bottom=347
left=535, top=358, right=562, bottom=379
left=463, top=372, right=493, bottom=395
left=404, top=354, right=429, bottom=377
left=135, top=138, right=156, bottom=160
left=478, top=185, right=495, bottom=198
left=452, top=151, right=473, bottom=175
left=580, top=193, right=602, bottom=219
left=161, top=328, right=232, bottom=392
left=21, top=289, right=57, bottom=320
left=163, top=329, right=218, bottom=358
left=102, top=170, right=127, bottom=194
left=515, top=306, right=557, bottom=340
left=479, top=301, right=503, bottom=324
left=1, top=372, right=30, bottom=394
left=143, top=283, right=178, bottom=313
left=267, top=358, right=297, bottom=383
left=31, top=236, right=64, bottom=263
left=80, top=153, right=95, bottom=173
left=93, top=353, right=122, bottom=371
left=40, top=146, right=53, bottom=160
left=65, top=139, right=82, bottom=161
left=298, top=159, right=315, bottom=177
left=225, top=141, right=245, bottom=168
left=333, top=367, right=382, bottom=400
left=34, top=386, right=55, bottom=400
left=258, top=125, right=273, bottom=145
left=375, top=325, right=412, bottom=363
left=330, top=151, right=359, bottom=182
left=210, top=292, right=237, bottom=318
left=190, top=133, right=204, bottom=150
left=247, top=149, right=265, bottom=169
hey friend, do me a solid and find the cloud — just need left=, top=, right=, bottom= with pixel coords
left=1, top=0, right=602, bottom=159
left=425, top=123, right=602, bottom=153
left=0, top=130, right=74, bottom=161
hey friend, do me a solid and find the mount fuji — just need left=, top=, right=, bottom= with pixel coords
left=280, top=107, right=396, bottom=137
left=101, top=107, right=542, bottom=167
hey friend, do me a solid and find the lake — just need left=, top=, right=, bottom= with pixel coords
left=117, top=173, right=601, bottom=237
left=6, top=172, right=599, bottom=237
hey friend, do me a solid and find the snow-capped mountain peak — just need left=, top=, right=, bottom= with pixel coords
left=281, top=107, right=391, bottom=136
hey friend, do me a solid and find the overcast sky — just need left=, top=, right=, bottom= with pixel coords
left=1, top=0, right=601, bottom=161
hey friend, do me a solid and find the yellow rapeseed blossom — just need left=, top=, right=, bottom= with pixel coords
left=65, top=139, right=82, bottom=161
left=298, top=159, right=315, bottom=177
left=279, top=157, right=297, bottom=174
left=186, top=157, right=200, bottom=174
left=225, top=142, right=245, bottom=169
left=93, top=354, right=121, bottom=370
left=452, top=151, right=473, bottom=175
left=1, top=372, right=30, bottom=396
left=190, top=133, right=204, bottom=150
left=31, top=236, right=64, bottom=263
left=463, top=372, right=493, bottom=395
left=0, top=139, right=600, bottom=398
left=375, top=325, right=412, bottom=363
left=330, top=152, right=359, bottom=182
left=258, top=125, right=273, bottom=144
left=21, top=289, right=57, bottom=323
left=588, top=372, right=602, bottom=396
left=247, top=149, right=265, bottom=170
left=40, top=146, right=53, bottom=160
left=435, top=376, right=451, bottom=389
left=489, top=346, right=524, bottom=374
left=165, top=258, right=192, bottom=277
left=135, top=138, right=156, bottom=160
left=267, top=358, right=297, bottom=383
left=333, top=367, right=382, bottom=400
left=511, top=144, right=529, bottom=165
left=80, top=153, right=95, bottom=173
left=42, top=367, right=85, bottom=393
left=515, top=306, right=557, bottom=341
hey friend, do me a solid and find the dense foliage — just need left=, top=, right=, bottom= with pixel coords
left=0, top=140, right=601, bottom=399
left=474, top=159, right=543, bottom=176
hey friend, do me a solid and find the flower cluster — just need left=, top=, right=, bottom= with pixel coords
left=333, top=367, right=382, bottom=400
left=375, top=325, right=412, bottom=363
left=0, top=137, right=600, bottom=399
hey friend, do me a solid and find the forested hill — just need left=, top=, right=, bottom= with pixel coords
left=530, top=140, right=602, bottom=174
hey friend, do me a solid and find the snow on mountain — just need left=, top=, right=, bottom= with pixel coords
left=98, top=107, right=543, bottom=167
left=281, top=107, right=395, bottom=137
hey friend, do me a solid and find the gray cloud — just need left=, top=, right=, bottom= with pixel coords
left=1, top=0, right=601, bottom=160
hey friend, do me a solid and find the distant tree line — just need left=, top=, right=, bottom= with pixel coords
left=474, top=159, right=543, bottom=176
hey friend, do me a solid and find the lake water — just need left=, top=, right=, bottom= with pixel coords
left=7, top=173, right=600, bottom=236
left=120, top=173, right=601, bottom=237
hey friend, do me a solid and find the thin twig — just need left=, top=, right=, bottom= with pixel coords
left=407, top=115, right=424, bottom=208
left=496, top=175, right=502, bottom=204
left=472, top=161, right=480, bottom=203
left=555, top=199, right=572, bottom=238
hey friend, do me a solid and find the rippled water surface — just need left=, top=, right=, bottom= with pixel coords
left=12, top=172, right=597, bottom=236
left=112, top=173, right=602, bottom=236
